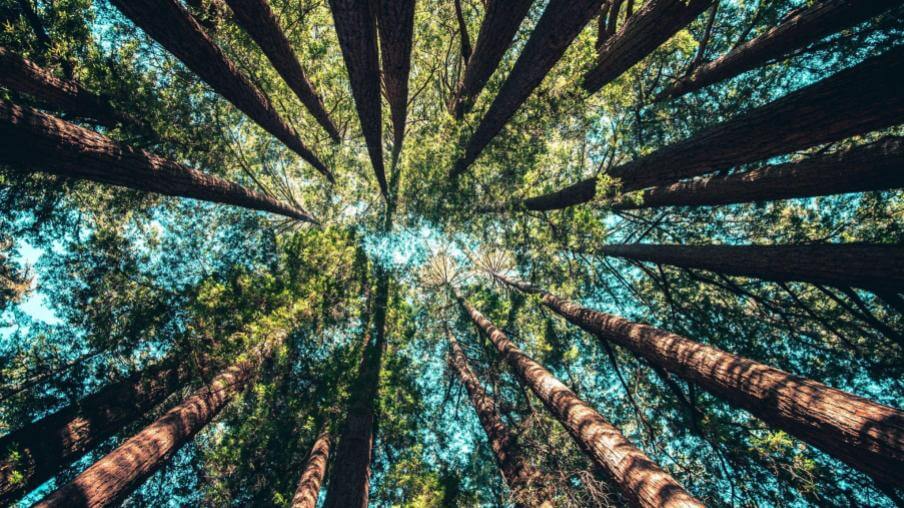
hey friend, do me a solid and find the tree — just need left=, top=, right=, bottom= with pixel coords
left=290, top=427, right=332, bottom=508
left=376, top=0, right=416, bottom=161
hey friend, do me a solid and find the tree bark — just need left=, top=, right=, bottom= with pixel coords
left=495, top=274, right=904, bottom=486
left=450, top=0, right=605, bottom=178
left=109, top=0, right=332, bottom=181
left=455, top=291, right=703, bottom=508
left=376, top=0, right=415, bottom=160
left=328, top=0, right=387, bottom=197
left=0, top=361, right=186, bottom=505
left=223, top=0, right=340, bottom=142
left=605, top=0, right=623, bottom=37
left=290, top=427, right=332, bottom=508
left=658, top=0, right=904, bottom=101
left=0, top=100, right=317, bottom=223
left=453, top=0, right=472, bottom=63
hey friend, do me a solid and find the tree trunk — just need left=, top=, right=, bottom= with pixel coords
left=328, top=0, right=387, bottom=196
left=605, top=0, right=623, bottom=37
left=453, top=0, right=472, bottom=63
left=583, top=0, right=712, bottom=93
left=613, top=136, right=904, bottom=209
left=34, top=359, right=256, bottom=508
left=290, top=427, right=332, bottom=508
left=0, top=361, right=186, bottom=505
left=0, top=100, right=317, bottom=223
left=109, top=0, right=332, bottom=181
left=445, top=327, right=552, bottom=507
left=376, top=0, right=415, bottom=160
left=223, top=0, right=340, bottom=142
left=452, top=0, right=534, bottom=119
left=455, top=291, right=703, bottom=508
left=495, top=274, right=904, bottom=486
left=599, top=243, right=904, bottom=293
left=450, top=0, right=604, bottom=178
left=658, top=0, right=904, bottom=100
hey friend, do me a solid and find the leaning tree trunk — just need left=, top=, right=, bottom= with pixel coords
left=109, top=0, right=332, bottom=181
left=494, top=274, right=904, bottom=486
left=34, top=359, right=257, bottom=508
left=0, top=361, right=186, bottom=505
left=223, top=0, right=340, bottom=142
left=455, top=290, right=703, bottom=508
left=657, top=0, right=904, bottom=100
left=521, top=45, right=904, bottom=210
left=328, top=0, right=387, bottom=196
left=445, top=327, right=553, bottom=507
left=599, top=243, right=904, bottom=293
left=451, top=0, right=534, bottom=119
left=376, top=0, right=415, bottom=161
left=0, top=101, right=316, bottom=223
left=450, top=0, right=604, bottom=178
left=290, top=427, right=332, bottom=508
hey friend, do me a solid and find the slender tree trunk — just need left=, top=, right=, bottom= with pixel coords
left=445, top=327, right=552, bottom=507
left=223, top=0, right=340, bottom=142
left=605, top=0, right=623, bottom=36
left=658, top=0, right=904, bottom=100
left=450, top=0, right=604, bottom=178
left=689, top=2, right=718, bottom=70
left=453, top=0, right=472, bottom=63
left=109, top=0, right=332, bottom=181
left=597, top=2, right=611, bottom=49
left=328, top=0, right=387, bottom=197
left=452, top=0, right=534, bottom=119
left=599, top=243, right=904, bottom=293
left=34, top=359, right=257, bottom=508
left=0, top=101, right=317, bottom=223
left=495, top=274, right=904, bottom=486
left=0, top=361, right=186, bottom=505
left=290, top=427, right=332, bottom=508
left=455, top=290, right=703, bottom=508
left=376, top=0, right=415, bottom=160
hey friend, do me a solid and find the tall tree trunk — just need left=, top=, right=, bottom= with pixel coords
left=455, top=290, right=703, bottom=508
left=290, top=427, right=332, bottom=508
left=34, top=359, right=258, bottom=508
left=453, top=0, right=472, bottom=63
left=0, top=101, right=317, bottom=223
left=598, top=243, right=904, bottom=293
left=605, top=0, right=623, bottom=37
left=520, top=45, right=904, bottom=210
left=109, top=0, right=332, bottom=181
left=328, top=0, right=387, bottom=197
left=450, top=0, right=604, bottom=178
left=494, top=273, right=904, bottom=486
left=444, top=327, right=552, bottom=507
left=658, top=0, right=904, bottom=101
left=452, top=0, right=534, bottom=119
left=376, top=0, right=415, bottom=161
left=596, top=2, right=612, bottom=49
left=613, top=136, right=904, bottom=209
left=0, top=361, right=186, bottom=505
left=223, top=0, right=340, bottom=142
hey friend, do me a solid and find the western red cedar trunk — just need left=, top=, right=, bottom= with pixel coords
left=290, top=428, right=332, bottom=508
left=223, top=0, right=340, bottom=142
left=596, top=2, right=611, bottom=48
left=109, top=0, right=333, bottom=181
left=521, top=45, right=904, bottom=210
left=599, top=243, right=904, bottom=293
left=455, top=291, right=703, bottom=508
left=0, top=101, right=317, bottom=223
left=328, top=0, right=387, bottom=197
left=34, top=360, right=257, bottom=508
left=450, top=0, right=604, bottom=178
left=376, top=0, right=415, bottom=159
left=495, top=274, right=904, bottom=486
left=613, top=136, right=904, bottom=209
left=0, top=362, right=186, bottom=505
left=445, top=327, right=552, bottom=507
left=658, top=0, right=904, bottom=100
left=452, top=0, right=534, bottom=119
left=605, top=0, right=623, bottom=36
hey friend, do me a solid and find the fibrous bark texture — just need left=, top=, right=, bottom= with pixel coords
left=290, top=428, right=332, bottom=508
left=376, top=0, right=415, bottom=159
left=0, top=101, right=317, bottom=223
left=109, top=0, right=332, bottom=181
left=224, top=0, right=340, bottom=142
left=658, top=0, right=904, bottom=100
left=450, top=0, right=604, bottom=178
left=457, top=292, right=703, bottom=508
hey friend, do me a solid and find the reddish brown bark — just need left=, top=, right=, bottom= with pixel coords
left=456, top=291, right=702, bottom=508
left=495, top=274, right=904, bottom=486
left=450, top=0, right=604, bottom=178
left=658, top=0, right=904, bottom=100
left=224, top=0, right=340, bottom=142
left=376, top=0, right=415, bottom=160
left=0, top=100, right=317, bottom=223
left=290, top=427, right=332, bottom=508
left=109, top=0, right=333, bottom=181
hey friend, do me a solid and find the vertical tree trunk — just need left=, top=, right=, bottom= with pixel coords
left=450, top=0, right=604, bottom=178
left=0, top=101, right=317, bottom=223
left=290, top=427, right=332, bottom=508
left=223, top=0, right=340, bottom=142
left=455, top=291, right=703, bottom=508
left=605, top=0, right=624, bottom=36
left=596, top=2, right=612, bottom=49
left=453, top=0, right=472, bottom=63
left=494, top=274, right=904, bottom=486
left=376, top=0, right=415, bottom=161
